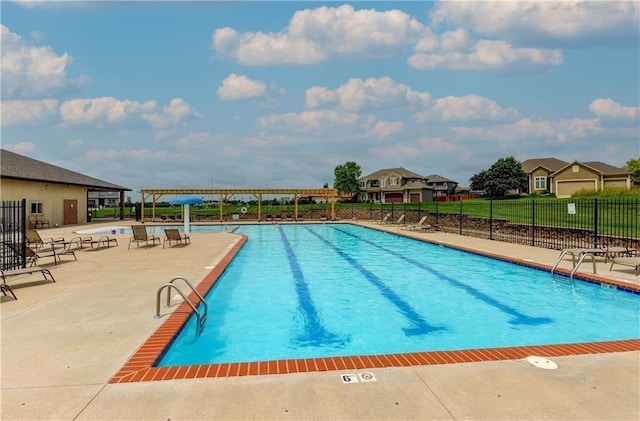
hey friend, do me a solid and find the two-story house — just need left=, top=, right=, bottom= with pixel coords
left=522, top=158, right=631, bottom=198
left=358, top=167, right=434, bottom=203
left=425, top=174, right=459, bottom=198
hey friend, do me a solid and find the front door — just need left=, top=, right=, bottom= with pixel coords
left=63, top=199, right=78, bottom=225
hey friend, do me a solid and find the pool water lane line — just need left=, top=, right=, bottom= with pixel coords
left=330, top=226, right=552, bottom=326
left=305, top=227, right=445, bottom=336
left=277, top=226, right=348, bottom=347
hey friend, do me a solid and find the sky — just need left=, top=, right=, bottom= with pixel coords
left=1, top=0, right=639, bottom=194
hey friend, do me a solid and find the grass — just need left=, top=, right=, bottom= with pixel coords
left=93, top=192, right=639, bottom=238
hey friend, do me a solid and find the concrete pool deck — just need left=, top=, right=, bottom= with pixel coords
left=1, top=221, right=639, bottom=420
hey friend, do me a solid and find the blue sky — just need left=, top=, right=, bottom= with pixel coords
left=2, top=1, right=639, bottom=193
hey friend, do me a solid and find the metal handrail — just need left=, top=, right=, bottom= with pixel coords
left=570, top=253, right=597, bottom=279
left=155, top=276, right=208, bottom=337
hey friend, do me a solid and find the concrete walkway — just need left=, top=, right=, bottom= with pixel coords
left=1, top=221, right=638, bottom=420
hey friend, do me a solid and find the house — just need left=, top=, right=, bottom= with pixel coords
left=0, top=149, right=131, bottom=226
left=522, top=158, right=631, bottom=198
left=425, top=174, right=459, bottom=198
left=88, top=191, right=121, bottom=209
left=358, top=167, right=434, bottom=203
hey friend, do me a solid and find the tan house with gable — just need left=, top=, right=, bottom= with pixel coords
left=522, top=158, right=631, bottom=198
left=358, top=167, right=434, bottom=203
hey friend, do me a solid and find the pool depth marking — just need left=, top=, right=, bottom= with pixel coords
left=331, top=226, right=552, bottom=326
left=277, top=226, right=348, bottom=346
left=305, top=227, right=444, bottom=336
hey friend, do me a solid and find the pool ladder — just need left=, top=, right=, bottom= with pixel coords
left=551, top=250, right=597, bottom=279
left=155, top=276, right=208, bottom=337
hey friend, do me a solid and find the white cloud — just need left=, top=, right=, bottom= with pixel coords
left=305, top=77, right=431, bottom=111
left=413, top=95, right=518, bottom=122
left=409, top=39, right=562, bottom=72
left=60, top=97, right=156, bottom=125
left=414, top=28, right=470, bottom=52
left=451, top=117, right=601, bottom=143
left=416, top=137, right=459, bottom=154
left=174, top=132, right=215, bottom=147
left=367, top=144, right=421, bottom=161
left=589, top=98, right=639, bottom=120
left=429, top=1, right=639, bottom=47
left=217, top=74, right=267, bottom=101
left=212, top=4, right=426, bottom=65
left=257, top=110, right=365, bottom=134
left=82, top=149, right=169, bottom=162
left=1, top=24, right=89, bottom=98
left=369, top=121, right=404, bottom=139
left=0, top=141, right=36, bottom=154
left=142, top=98, right=200, bottom=129
left=1, top=99, right=58, bottom=126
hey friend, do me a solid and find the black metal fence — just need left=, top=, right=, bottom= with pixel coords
left=1, top=199, right=27, bottom=270
left=364, top=198, right=639, bottom=250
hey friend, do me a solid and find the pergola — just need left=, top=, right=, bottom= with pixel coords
left=139, top=188, right=338, bottom=222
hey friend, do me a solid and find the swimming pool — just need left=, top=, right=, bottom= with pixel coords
left=157, top=224, right=640, bottom=367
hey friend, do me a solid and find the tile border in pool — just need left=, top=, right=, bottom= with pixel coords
left=110, top=226, right=640, bottom=384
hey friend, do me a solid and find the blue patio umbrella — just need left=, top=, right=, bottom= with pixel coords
left=169, top=196, right=203, bottom=233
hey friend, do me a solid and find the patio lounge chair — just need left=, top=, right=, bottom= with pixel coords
left=388, top=214, right=405, bottom=225
left=128, top=225, right=161, bottom=249
left=163, top=228, right=191, bottom=248
left=376, top=213, right=391, bottom=224
left=1, top=266, right=55, bottom=300
left=6, top=243, right=76, bottom=266
left=28, top=215, right=50, bottom=229
left=26, top=229, right=65, bottom=249
left=609, top=255, right=640, bottom=275
left=76, top=236, right=118, bottom=250
left=401, top=216, right=433, bottom=231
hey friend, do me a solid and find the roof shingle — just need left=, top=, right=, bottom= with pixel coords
left=0, top=149, right=130, bottom=191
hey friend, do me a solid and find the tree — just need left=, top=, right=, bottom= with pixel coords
left=483, top=156, right=528, bottom=198
left=469, top=170, right=486, bottom=191
left=623, top=157, right=640, bottom=186
left=333, top=161, right=362, bottom=199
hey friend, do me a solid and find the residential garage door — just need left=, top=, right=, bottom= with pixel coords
left=410, top=193, right=420, bottom=203
left=556, top=180, right=596, bottom=198
left=385, top=193, right=403, bottom=203
left=604, top=179, right=627, bottom=188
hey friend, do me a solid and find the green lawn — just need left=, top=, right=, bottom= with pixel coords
left=94, top=196, right=638, bottom=238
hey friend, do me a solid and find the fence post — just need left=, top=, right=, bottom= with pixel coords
left=531, top=199, right=536, bottom=247
left=21, top=198, right=27, bottom=269
left=489, top=199, right=493, bottom=240
left=435, top=201, right=439, bottom=226
left=459, top=199, right=463, bottom=235
left=593, top=198, right=598, bottom=248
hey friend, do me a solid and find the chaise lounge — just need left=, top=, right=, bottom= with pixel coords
left=1, top=266, right=56, bottom=300
left=163, top=228, right=191, bottom=248
left=128, top=225, right=161, bottom=249
left=609, top=255, right=640, bottom=275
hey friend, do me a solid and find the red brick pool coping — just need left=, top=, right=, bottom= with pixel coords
left=110, top=230, right=640, bottom=384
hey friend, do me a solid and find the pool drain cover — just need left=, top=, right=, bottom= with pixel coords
left=526, top=356, right=558, bottom=370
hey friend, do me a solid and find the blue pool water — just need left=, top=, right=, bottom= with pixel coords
left=157, top=224, right=640, bottom=366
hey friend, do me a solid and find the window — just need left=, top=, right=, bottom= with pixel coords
left=360, top=181, right=365, bottom=188
left=572, top=165, right=580, bottom=173
left=389, top=177, right=398, bottom=186
left=380, top=178, right=386, bottom=187
left=534, top=176, right=547, bottom=190
left=30, top=201, right=43, bottom=214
